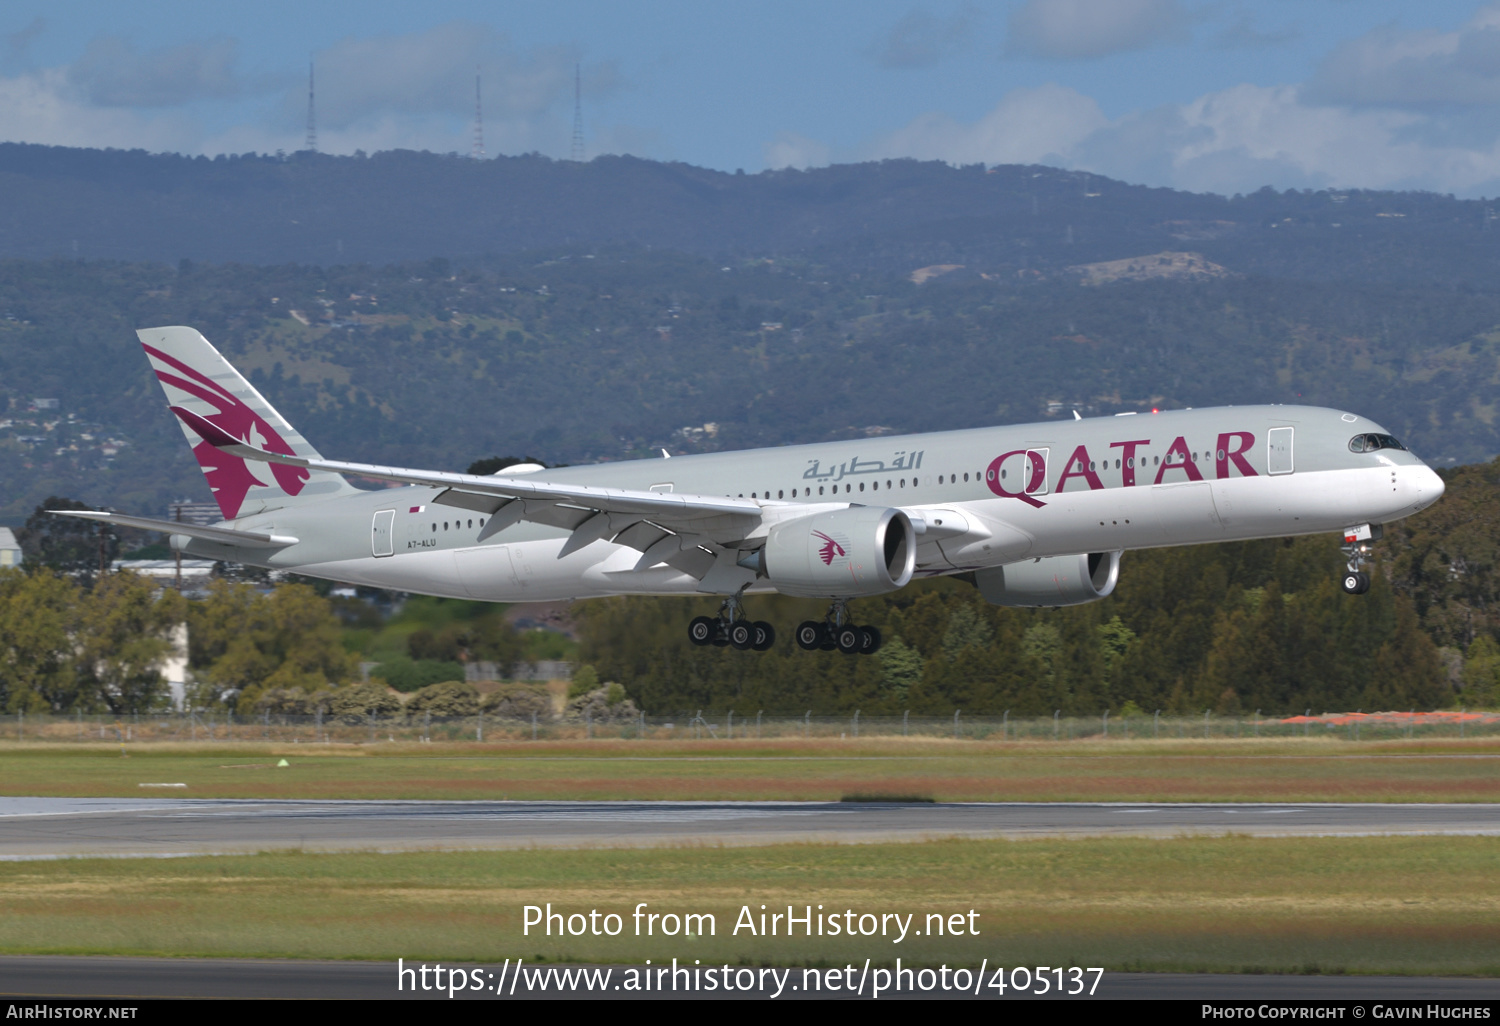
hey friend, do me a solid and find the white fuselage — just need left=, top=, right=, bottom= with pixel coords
left=182, top=404, right=1444, bottom=602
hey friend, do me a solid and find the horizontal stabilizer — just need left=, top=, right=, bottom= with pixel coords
left=48, top=510, right=299, bottom=548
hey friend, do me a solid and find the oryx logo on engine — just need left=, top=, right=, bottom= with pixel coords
left=813, top=530, right=847, bottom=566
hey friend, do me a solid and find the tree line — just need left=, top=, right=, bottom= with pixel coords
left=576, top=534, right=1453, bottom=718
left=12, top=457, right=1500, bottom=717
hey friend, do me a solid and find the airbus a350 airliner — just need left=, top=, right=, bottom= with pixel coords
left=57, top=327, right=1445, bottom=655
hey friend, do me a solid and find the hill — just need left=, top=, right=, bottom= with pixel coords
left=5, top=248, right=1500, bottom=524
left=3, top=144, right=1500, bottom=285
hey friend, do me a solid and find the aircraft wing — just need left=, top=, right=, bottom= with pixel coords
left=172, top=406, right=766, bottom=575
left=48, top=509, right=300, bottom=548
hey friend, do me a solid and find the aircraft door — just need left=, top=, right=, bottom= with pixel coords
left=1268, top=427, right=1294, bottom=475
left=987, top=447, right=1050, bottom=500
left=372, top=509, right=395, bottom=557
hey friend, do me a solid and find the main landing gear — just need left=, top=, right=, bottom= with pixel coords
left=1340, top=523, right=1382, bottom=595
left=795, top=599, right=883, bottom=656
left=684, top=595, right=882, bottom=655
left=687, top=590, right=776, bottom=651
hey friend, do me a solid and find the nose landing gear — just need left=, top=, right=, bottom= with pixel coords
left=795, top=599, right=883, bottom=655
left=1340, top=524, right=1382, bottom=595
left=687, top=588, right=775, bottom=651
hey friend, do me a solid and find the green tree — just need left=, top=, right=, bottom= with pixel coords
left=1461, top=635, right=1500, bottom=708
left=17, top=499, right=118, bottom=584
left=405, top=680, right=479, bottom=716
left=329, top=680, right=403, bottom=722
left=76, top=571, right=186, bottom=714
left=878, top=636, right=923, bottom=705
left=0, top=569, right=80, bottom=713
left=568, top=664, right=600, bottom=699
left=187, top=581, right=356, bottom=713
left=941, top=603, right=994, bottom=660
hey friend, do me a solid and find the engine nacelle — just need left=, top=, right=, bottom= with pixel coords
left=760, top=506, right=915, bottom=598
left=976, top=551, right=1120, bottom=607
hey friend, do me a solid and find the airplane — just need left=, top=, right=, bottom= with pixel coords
left=55, top=326, right=1446, bottom=655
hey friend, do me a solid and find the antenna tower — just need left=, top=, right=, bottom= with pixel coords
left=570, top=63, right=584, bottom=162
left=471, top=69, right=486, bottom=159
left=304, top=62, right=317, bottom=152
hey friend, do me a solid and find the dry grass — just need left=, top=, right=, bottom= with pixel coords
left=1, top=737, right=1498, bottom=802
left=0, top=836, right=1496, bottom=974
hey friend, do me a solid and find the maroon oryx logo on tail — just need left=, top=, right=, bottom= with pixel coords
left=813, top=530, right=847, bottom=566
left=144, top=343, right=308, bottom=519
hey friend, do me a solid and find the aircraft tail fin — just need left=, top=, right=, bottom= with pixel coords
left=138, top=326, right=361, bottom=520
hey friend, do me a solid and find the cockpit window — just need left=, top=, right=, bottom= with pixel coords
left=1348, top=433, right=1408, bottom=453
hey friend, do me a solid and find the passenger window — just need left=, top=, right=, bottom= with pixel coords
left=859, top=482, right=865, bottom=491
left=778, top=490, right=783, bottom=499
left=963, top=473, right=969, bottom=482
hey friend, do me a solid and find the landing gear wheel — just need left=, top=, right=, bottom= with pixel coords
left=1339, top=525, right=1382, bottom=599
left=795, top=621, right=824, bottom=651
left=752, top=621, right=776, bottom=651
left=688, top=616, right=716, bottom=646
left=835, top=625, right=864, bottom=655
left=859, top=625, right=882, bottom=655
left=728, top=619, right=755, bottom=650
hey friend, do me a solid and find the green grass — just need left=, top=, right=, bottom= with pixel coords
left=2, top=737, right=1498, bottom=802
left=1, top=837, right=1496, bottom=974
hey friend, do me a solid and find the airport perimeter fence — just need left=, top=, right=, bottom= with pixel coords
left=6, top=708, right=1500, bottom=745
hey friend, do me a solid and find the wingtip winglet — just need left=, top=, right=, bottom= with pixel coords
left=170, top=406, right=241, bottom=449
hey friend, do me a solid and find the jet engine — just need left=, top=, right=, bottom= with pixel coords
left=757, top=506, right=915, bottom=597
left=976, top=551, right=1120, bottom=607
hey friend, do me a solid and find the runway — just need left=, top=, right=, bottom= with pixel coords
left=1, top=798, right=1496, bottom=857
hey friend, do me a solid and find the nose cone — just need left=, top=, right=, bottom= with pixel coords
left=1413, top=465, right=1445, bottom=508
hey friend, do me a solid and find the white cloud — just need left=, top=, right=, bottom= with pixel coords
left=871, top=4, right=979, bottom=69
left=0, top=67, right=196, bottom=150
left=1211, top=16, right=1298, bottom=51
left=67, top=36, right=241, bottom=108
left=867, top=81, right=1500, bottom=197
left=303, top=23, right=617, bottom=131
left=7, top=17, right=46, bottom=67
left=870, top=83, right=1107, bottom=165
left=1306, top=6, right=1500, bottom=108
left=1005, top=0, right=1189, bottom=60
left=764, top=131, right=832, bottom=170
left=0, top=23, right=623, bottom=161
